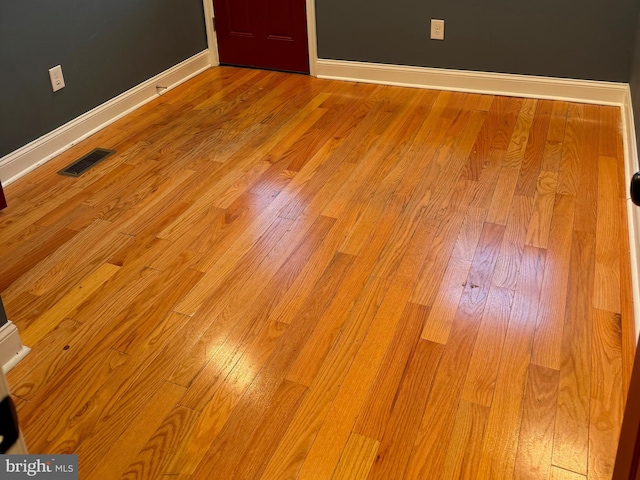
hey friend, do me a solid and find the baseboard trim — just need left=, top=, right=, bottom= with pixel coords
left=0, top=50, right=212, bottom=185
left=0, top=321, right=30, bottom=373
left=316, top=59, right=628, bottom=106
left=622, top=88, right=640, bottom=342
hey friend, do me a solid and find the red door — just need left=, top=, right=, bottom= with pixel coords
left=0, top=181, right=6, bottom=211
left=213, top=0, right=310, bottom=74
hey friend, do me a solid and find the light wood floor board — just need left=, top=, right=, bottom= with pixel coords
left=513, top=363, right=560, bottom=480
left=440, top=399, right=490, bottom=480
left=552, top=230, right=595, bottom=475
left=332, top=433, right=380, bottom=480
left=0, top=66, right=632, bottom=480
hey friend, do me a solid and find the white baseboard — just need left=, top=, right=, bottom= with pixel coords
left=316, top=59, right=628, bottom=106
left=0, top=321, right=30, bottom=373
left=622, top=88, right=640, bottom=342
left=0, top=50, right=212, bottom=185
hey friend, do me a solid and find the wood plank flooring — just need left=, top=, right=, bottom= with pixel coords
left=0, top=67, right=633, bottom=480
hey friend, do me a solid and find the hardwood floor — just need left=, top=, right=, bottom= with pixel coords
left=0, top=66, right=633, bottom=479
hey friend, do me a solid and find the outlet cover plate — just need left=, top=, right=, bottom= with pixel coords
left=431, top=19, right=445, bottom=40
left=49, top=65, right=65, bottom=92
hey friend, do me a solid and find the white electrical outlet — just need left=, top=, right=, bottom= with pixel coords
left=48, top=65, right=65, bottom=92
left=431, top=19, right=445, bottom=40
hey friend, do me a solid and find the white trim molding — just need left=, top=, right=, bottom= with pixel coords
left=622, top=88, right=640, bottom=342
left=202, top=0, right=220, bottom=67
left=0, top=321, right=30, bottom=373
left=316, top=59, right=628, bottom=106
left=306, top=0, right=318, bottom=76
left=0, top=50, right=211, bottom=185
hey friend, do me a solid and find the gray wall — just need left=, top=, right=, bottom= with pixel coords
left=0, top=0, right=207, bottom=158
left=316, top=0, right=639, bottom=82
left=0, top=296, right=7, bottom=328
left=630, top=7, right=640, bottom=170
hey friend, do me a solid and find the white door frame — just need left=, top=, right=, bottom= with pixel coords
left=201, top=0, right=318, bottom=76
left=202, top=0, right=220, bottom=67
left=305, top=0, right=318, bottom=76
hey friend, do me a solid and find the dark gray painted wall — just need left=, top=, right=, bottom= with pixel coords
left=0, top=0, right=207, bottom=158
left=316, top=0, right=639, bottom=83
left=0, top=296, right=7, bottom=328
left=630, top=7, right=640, bottom=170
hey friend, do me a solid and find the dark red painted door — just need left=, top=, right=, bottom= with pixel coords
left=0, top=181, right=6, bottom=210
left=213, top=0, right=309, bottom=74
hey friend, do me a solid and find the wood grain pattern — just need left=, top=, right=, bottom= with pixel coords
left=513, top=364, right=560, bottom=480
left=475, top=95, right=495, bottom=112
left=486, top=168, right=519, bottom=225
left=6, top=317, right=80, bottom=400
left=550, top=467, right=587, bottom=480
left=491, top=194, right=534, bottom=290
left=0, top=226, right=79, bottom=293
left=9, top=266, right=162, bottom=406
left=176, top=252, right=355, bottom=477
left=365, top=339, right=443, bottom=480
left=295, top=281, right=421, bottom=480
left=332, top=433, right=379, bottom=480
left=531, top=194, right=576, bottom=370
left=463, top=96, right=502, bottom=181
left=409, top=197, right=471, bottom=307
left=405, top=223, right=506, bottom=480
left=593, top=155, right=622, bottom=313
left=573, top=105, right=600, bottom=235
left=503, top=99, right=537, bottom=170
left=195, top=273, right=384, bottom=480
left=5, top=219, right=129, bottom=300
left=86, top=381, right=186, bottom=479
left=516, top=99, right=554, bottom=198
left=589, top=308, right=624, bottom=480
left=355, top=302, right=430, bottom=440
left=294, top=216, right=436, bottom=480
left=233, top=380, right=308, bottom=480
left=124, top=404, right=200, bottom=479
left=552, top=230, right=595, bottom=475
left=175, top=214, right=335, bottom=410
left=526, top=170, right=558, bottom=249
left=557, top=103, right=583, bottom=196
left=541, top=101, right=569, bottom=173
left=0, top=67, right=629, bottom=480
left=462, top=286, right=514, bottom=407
left=420, top=256, right=472, bottom=344
left=19, top=263, right=120, bottom=345
left=475, top=246, right=546, bottom=480
left=452, top=206, right=488, bottom=262
left=440, top=400, right=490, bottom=480
left=51, top=311, right=199, bottom=470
